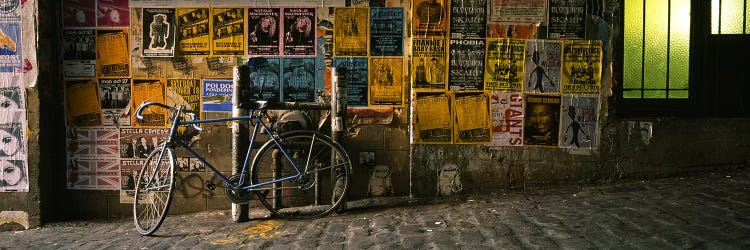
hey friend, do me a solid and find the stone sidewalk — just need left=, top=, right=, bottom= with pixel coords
left=3, top=168, right=750, bottom=249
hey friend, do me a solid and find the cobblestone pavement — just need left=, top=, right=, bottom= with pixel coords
left=3, top=168, right=750, bottom=249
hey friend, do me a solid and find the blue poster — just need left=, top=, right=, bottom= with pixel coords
left=201, top=79, right=232, bottom=112
left=281, top=57, right=315, bottom=102
left=246, top=57, right=281, bottom=101
left=370, top=7, right=403, bottom=56
left=0, top=22, right=21, bottom=72
left=333, top=57, right=368, bottom=107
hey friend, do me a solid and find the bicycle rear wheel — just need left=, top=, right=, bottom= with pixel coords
left=251, top=131, right=351, bottom=219
left=133, top=146, right=176, bottom=235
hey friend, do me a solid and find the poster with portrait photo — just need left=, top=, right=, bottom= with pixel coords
left=281, top=57, right=315, bottom=102
left=119, top=127, right=169, bottom=159
left=0, top=159, right=26, bottom=192
left=63, top=29, right=95, bottom=77
left=412, top=0, right=447, bottom=37
left=176, top=8, right=210, bottom=56
left=246, top=57, right=281, bottom=101
left=211, top=7, right=245, bottom=55
left=96, top=0, right=129, bottom=27
left=0, top=123, right=24, bottom=159
left=65, top=78, right=103, bottom=128
left=119, top=158, right=143, bottom=203
left=560, top=95, right=598, bottom=149
left=247, top=7, right=280, bottom=55
left=282, top=7, right=316, bottom=56
left=0, top=0, right=21, bottom=22
left=523, top=94, right=561, bottom=147
left=98, top=78, right=131, bottom=127
left=0, top=21, right=22, bottom=73
left=142, top=8, right=176, bottom=57
left=0, top=86, right=23, bottom=111
left=369, top=57, right=403, bottom=107
left=0, top=122, right=26, bottom=192
left=63, top=0, right=95, bottom=28
left=411, top=38, right=446, bottom=90
left=332, top=7, right=367, bottom=57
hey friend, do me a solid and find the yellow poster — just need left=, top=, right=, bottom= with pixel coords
left=333, top=7, right=368, bottom=57
left=412, top=0, right=448, bottom=37
left=561, top=40, right=602, bottom=94
left=65, top=79, right=103, bottom=128
left=176, top=8, right=210, bottom=55
left=166, top=79, right=202, bottom=113
left=96, top=29, right=130, bottom=78
left=369, top=57, right=403, bottom=106
left=131, top=78, right=166, bottom=128
left=211, top=7, right=245, bottom=55
left=411, top=38, right=446, bottom=90
left=485, top=38, right=525, bottom=92
left=453, top=92, right=492, bottom=144
left=414, top=92, right=452, bottom=144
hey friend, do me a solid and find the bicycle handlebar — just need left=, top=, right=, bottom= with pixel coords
left=135, top=102, right=203, bottom=132
left=135, top=102, right=172, bottom=120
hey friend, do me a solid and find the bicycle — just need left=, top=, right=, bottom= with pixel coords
left=132, top=100, right=352, bottom=236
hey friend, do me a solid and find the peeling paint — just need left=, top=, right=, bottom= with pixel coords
left=0, top=211, right=29, bottom=230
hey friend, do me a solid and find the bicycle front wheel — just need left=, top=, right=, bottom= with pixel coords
left=251, top=131, right=352, bottom=219
left=133, top=146, right=176, bottom=235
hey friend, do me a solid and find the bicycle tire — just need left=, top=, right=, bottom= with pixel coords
left=250, top=131, right=351, bottom=219
left=133, top=146, right=176, bottom=236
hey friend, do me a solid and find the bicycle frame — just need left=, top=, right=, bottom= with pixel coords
left=150, top=106, right=310, bottom=192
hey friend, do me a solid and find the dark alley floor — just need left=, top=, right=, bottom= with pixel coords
left=2, top=168, right=750, bottom=249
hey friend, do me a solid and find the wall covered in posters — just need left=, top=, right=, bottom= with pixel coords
left=58, top=0, right=609, bottom=202
left=1, top=0, right=30, bottom=194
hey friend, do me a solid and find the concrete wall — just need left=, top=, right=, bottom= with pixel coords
left=411, top=118, right=750, bottom=196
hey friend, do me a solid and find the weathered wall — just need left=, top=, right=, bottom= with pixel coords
left=411, top=118, right=750, bottom=196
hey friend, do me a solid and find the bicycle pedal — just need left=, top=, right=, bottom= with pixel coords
left=205, top=181, right=216, bottom=190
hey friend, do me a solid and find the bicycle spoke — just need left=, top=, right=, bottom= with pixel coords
left=133, top=146, right=175, bottom=235
left=252, top=131, right=351, bottom=219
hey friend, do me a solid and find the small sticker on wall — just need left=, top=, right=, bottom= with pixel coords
left=368, top=165, right=392, bottom=196
left=437, top=163, right=462, bottom=196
